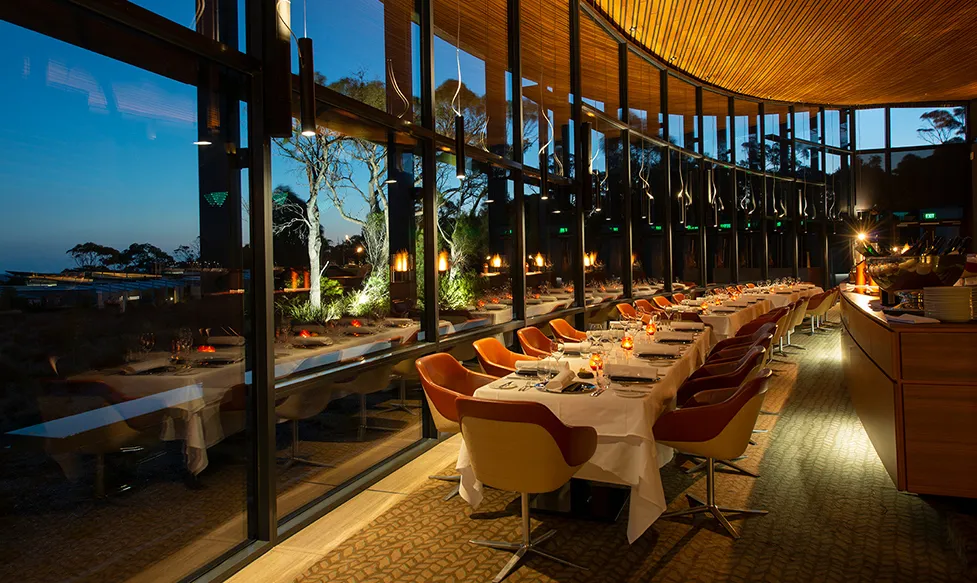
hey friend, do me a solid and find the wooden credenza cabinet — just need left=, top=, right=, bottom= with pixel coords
left=840, top=292, right=977, bottom=498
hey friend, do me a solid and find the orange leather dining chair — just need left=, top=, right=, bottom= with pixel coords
left=473, top=337, right=537, bottom=378
left=456, top=396, right=597, bottom=581
left=634, top=298, right=663, bottom=314
left=549, top=318, right=587, bottom=343
left=655, top=370, right=773, bottom=538
left=746, top=283, right=756, bottom=288
left=416, top=353, right=496, bottom=500
left=672, top=292, right=686, bottom=304
left=653, top=296, right=674, bottom=309
left=615, top=302, right=638, bottom=320
left=516, top=326, right=554, bottom=358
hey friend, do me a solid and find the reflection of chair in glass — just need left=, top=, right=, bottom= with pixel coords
left=327, top=364, right=397, bottom=439
left=588, top=301, right=616, bottom=328
left=456, top=396, right=597, bottom=581
left=655, top=370, right=772, bottom=539
left=672, top=292, right=686, bottom=303
left=549, top=318, right=586, bottom=343
left=387, top=331, right=422, bottom=414
left=516, top=327, right=553, bottom=358
left=37, top=380, right=157, bottom=497
left=416, top=354, right=495, bottom=500
left=473, top=338, right=537, bottom=378
left=275, top=384, right=336, bottom=471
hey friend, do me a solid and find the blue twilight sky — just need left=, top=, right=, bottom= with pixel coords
left=0, top=0, right=935, bottom=274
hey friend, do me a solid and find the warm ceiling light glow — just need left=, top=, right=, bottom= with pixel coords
left=300, top=130, right=316, bottom=137
left=856, top=232, right=867, bottom=241
left=193, top=140, right=212, bottom=146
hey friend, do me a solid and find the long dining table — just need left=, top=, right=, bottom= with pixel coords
left=455, top=329, right=713, bottom=544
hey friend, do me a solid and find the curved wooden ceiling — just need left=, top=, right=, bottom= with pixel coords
left=592, top=0, right=977, bottom=105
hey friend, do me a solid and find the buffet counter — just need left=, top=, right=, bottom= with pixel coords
left=840, top=292, right=977, bottom=498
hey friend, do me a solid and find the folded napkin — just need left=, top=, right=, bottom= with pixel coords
left=121, top=357, right=172, bottom=375
left=681, top=299, right=707, bottom=306
left=385, top=318, right=414, bottom=326
left=515, top=360, right=540, bottom=372
left=671, top=321, right=704, bottom=331
left=634, top=342, right=682, bottom=356
left=207, top=335, right=245, bottom=346
left=539, top=295, right=558, bottom=301
left=655, top=330, right=697, bottom=342
left=485, top=304, right=507, bottom=311
left=884, top=313, right=941, bottom=325
left=726, top=300, right=750, bottom=307
left=526, top=298, right=542, bottom=305
left=545, top=369, right=575, bottom=391
left=608, top=321, right=627, bottom=329
left=561, top=341, right=591, bottom=353
left=605, top=363, right=659, bottom=381
left=711, top=307, right=738, bottom=313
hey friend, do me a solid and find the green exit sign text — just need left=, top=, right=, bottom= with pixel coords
left=923, top=212, right=937, bottom=220
left=609, top=226, right=620, bottom=232
left=719, top=223, right=732, bottom=229
left=558, top=227, right=569, bottom=234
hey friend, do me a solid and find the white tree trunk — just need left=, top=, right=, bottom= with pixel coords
left=307, top=190, right=322, bottom=308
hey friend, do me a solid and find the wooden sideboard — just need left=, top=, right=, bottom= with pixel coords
left=840, top=292, right=977, bottom=498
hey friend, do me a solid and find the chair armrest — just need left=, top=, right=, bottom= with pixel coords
left=685, top=387, right=737, bottom=407
left=564, top=426, right=598, bottom=467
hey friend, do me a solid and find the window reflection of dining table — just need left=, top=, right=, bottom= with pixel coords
left=9, top=317, right=492, bottom=476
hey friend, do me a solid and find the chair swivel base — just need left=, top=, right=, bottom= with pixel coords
left=430, top=474, right=461, bottom=501
left=684, top=455, right=758, bottom=478
left=278, top=455, right=334, bottom=472
left=471, top=492, right=587, bottom=582
left=662, top=458, right=767, bottom=539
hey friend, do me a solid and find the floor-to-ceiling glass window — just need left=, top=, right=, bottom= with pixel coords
left=584, top=117, right=627, bottom=296
left=736, top=170, right=765, bottom=281
left=580, top=10, right=620, bottom=119
left=629, top=137, right=666, bottom=285
left=734, top=99, right=762, bottom=171
left=0, top=17, right=253, bottom=582
left=523, top=0, right=572, bottom=179
left=701, top=89, right=730, bottom=162
left=627, top=49, right=662, bottom=139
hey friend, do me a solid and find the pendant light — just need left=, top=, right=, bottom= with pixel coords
left=452, top=0, right=465, bottom=181
left=298, top=0, right=316, bottom=136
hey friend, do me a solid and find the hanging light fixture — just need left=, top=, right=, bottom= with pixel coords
left=452, top=0, right=465, bottom=181
left=298, top=37, right=316, bottom=137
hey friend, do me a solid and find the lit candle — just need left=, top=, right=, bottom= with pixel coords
left=491, top=254, right=502, bottom=269
left=535, top=253, right=544, bottom=268
left=645, top=321, right=656, bottom=336
left=589, top=353, right=604, bottom=372
left=621, top=334, right=634, bottom=351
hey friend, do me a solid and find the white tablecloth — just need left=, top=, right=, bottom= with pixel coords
left=744, top=286, right=823, bottom=309
left=699, top=299, right=773, bottom=339
left=456, top=330, right=712, bottom=544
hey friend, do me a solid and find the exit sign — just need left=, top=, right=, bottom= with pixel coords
left=719, top=223, right=732, bottom=229
left=558, top=227, right=569, bottom=234
left=609, top=226, right=620, bottom=232
left=923, top=212, right=937, bottom=220
left=653, top=225, right=662, bottom=231
left=776, top=221, right=782, bottom=227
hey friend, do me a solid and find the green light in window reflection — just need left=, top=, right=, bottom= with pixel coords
left=653, top=225, right=662, bottom=231
left=776, top=221, right=782, bottom=227
left=204, top=191, right=228, bottom=207
left=923, top=212, right=937, bottom=220
left=610, top=226, right=620, bottom=232
left=685, top=225, right=699, bottom=231
left=502, top=228, right=513, bottom=236
left=558, top=227, right=569, bottom=234
left=719, top=223, right=732, bottom=229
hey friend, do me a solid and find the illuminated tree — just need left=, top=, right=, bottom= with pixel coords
left=917, top=107, right=966, bottom=145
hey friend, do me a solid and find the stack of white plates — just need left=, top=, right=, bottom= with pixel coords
left=923, top=287, right=973, bottom=322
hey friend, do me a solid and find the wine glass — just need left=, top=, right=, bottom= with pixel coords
left=536, top=357, right=554, bottom=388
left=552, top=341, right=565, bottom=366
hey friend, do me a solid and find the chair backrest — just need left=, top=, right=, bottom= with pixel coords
left=416, top=353, right=495, bottom=432
left=680, top=347, right=766, bottom=405
left=456, top=396, right=597, bottom=494
left=473, top=337, right=536, bottom=378
left=790, top=298, right=810, bottom=328
left=805, top=292, right=826, bottom=314
left=615, top=303, right=638, bottom=319
left=633, top=298, right=660, bottom=314
left=672, top=292, right=686, bottom=303
left=549, top=318, right=587, bottom=342
left=709, top=322, right=776, bottom=357
left=276, top=383, right=335, bottom=421
left=654, top=369, right=772, bottom=461
left=516, top=326, right=553, bottom=358
left=653, top=296, right=673, bottom=309
left=746, top=283, right=756, bottom=288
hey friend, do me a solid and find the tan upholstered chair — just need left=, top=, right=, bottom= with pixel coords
left=473, top=337, right=537, bottom=378
left=416, top=354, right=495, bottom=499
left=457, top=396, right=597, bottom=581
left=655, top=370, right=773, bottom=538
left=275, top=383, right=337, bottom=470
left=325, top=364, right=396, bottom=440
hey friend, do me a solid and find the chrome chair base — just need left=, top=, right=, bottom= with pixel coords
left=430, top=474, right=461, bottom=500
left=471, top=492, right=587, bottom=582
left=662, top=458, right=768, bottom=539
left=685, top=455, right=758, bottom=478
left=278, top=421, right=334, bottom=471
left=376, top=380, right=422, bottom=415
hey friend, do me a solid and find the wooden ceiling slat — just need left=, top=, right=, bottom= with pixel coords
left=593, top=0, right=977, bottom=104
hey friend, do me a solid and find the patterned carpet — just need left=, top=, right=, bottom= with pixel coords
left=295, top=311, right=974, bottom=583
